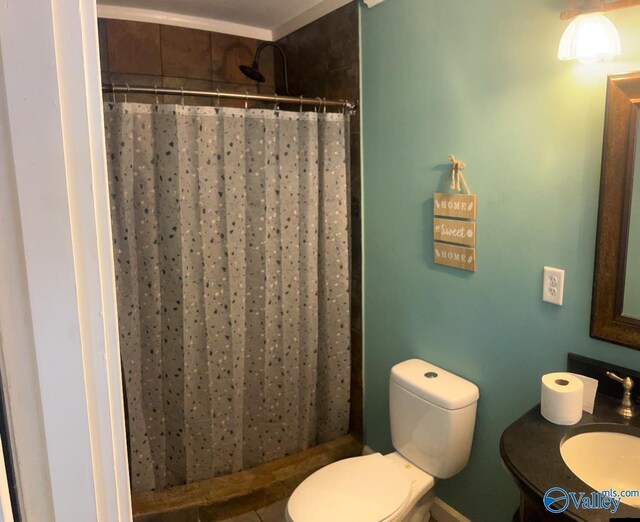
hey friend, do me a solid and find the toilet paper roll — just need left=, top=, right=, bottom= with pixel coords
left=541, top=372, right=584, bottom=425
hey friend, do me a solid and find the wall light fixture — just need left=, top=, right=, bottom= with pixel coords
left=558, top=0, right=640, bottom=63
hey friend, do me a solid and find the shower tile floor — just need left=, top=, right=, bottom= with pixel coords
left=134, top=436, right=364, bottom=522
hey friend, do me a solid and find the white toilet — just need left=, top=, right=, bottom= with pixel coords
left=286, top=359, right=480, bottom=522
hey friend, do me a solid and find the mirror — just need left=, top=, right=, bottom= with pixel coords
left=591, top=71, right=640, bottom=350
left=623, top=116, right=640, bottom=319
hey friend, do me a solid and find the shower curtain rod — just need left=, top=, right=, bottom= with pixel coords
left=102, top=84, right=357, bottom=113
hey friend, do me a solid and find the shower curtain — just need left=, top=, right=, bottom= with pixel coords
left=104, top=103, right=351, bottom=492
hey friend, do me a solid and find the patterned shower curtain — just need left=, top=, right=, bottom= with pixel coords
left=103, top=103, right=351, bottom=493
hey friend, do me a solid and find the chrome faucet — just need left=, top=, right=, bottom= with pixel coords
left=606, top=371, right=636, bottom=419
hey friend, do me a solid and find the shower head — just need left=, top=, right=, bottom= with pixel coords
left=239, top=42, right=290, bottom=96
left=239, top=61, right=266, bottom=83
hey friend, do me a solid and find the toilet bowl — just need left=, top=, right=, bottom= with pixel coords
left=286, top=359, right=479, bottom=522
left=285, top=452, right=435, bottom=522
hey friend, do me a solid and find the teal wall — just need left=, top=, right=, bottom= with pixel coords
left=360, top=1, right=640, bottom=520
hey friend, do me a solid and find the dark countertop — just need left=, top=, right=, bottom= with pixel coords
left=500, top=394, right=640, bottom=521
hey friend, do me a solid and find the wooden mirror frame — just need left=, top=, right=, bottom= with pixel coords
left=591, top=71, right=640, bottom=350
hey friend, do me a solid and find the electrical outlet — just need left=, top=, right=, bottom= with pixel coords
left=543, top=266, right=565, bottom=306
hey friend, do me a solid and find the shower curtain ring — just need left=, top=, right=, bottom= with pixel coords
left=314, top=97, right=321, bottom=113
left=322, top=97, right=327, bottom=113
left=110, top=83, right=116, bottom=103
left=274, top=94, right=279, bottom=111
left=180, top=87, right=185, bottom=105
left=244, top=90, right=249, bottom=109
left=299, top=95, right=304, bottom=112
left=216, top=88, right=220, bottom=107
left=154, top=85, right=159, bottom=104
left=124, top=83, right=130, bottom=103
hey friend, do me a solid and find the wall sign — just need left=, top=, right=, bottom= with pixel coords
left=434, top=193, right=476, bottom=219
left=434, top=243, right=476, bottom=272
left=432, top=154, right=477, bottom=272
left=433, top=218, right=476, bottom=247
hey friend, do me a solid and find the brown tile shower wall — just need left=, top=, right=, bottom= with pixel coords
left=98, top=19, right=276, bottom=105
left=277, top=1, right=362, bottom=438
left=98, top=5, right=362, bottom=441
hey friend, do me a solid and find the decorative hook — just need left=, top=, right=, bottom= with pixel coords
left=448, top=154, right=471, bottom=194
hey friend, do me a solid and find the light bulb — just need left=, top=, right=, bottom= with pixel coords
left=558, top=12, right=621, bottom=64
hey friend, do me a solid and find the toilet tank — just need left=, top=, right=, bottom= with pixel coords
left=389, top=359, right=479, bottom=479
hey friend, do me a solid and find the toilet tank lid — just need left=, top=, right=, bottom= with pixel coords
left=390, top=359, right=479, bottom=410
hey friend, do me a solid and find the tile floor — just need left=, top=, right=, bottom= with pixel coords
left=217, top=500, right=442, bottom=522
left=220, top=499, right=288, bottom=522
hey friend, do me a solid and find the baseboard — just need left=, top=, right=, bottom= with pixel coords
left=431, top=497, right=471, bottom=522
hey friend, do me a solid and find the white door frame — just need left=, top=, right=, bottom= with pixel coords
left=0, top=0, right=131, bottom=520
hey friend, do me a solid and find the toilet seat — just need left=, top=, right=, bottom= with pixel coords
left=286, top=453, right=412, bottom=522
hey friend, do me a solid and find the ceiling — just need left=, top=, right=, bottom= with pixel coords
left=97, top=0, right=353, bottom=40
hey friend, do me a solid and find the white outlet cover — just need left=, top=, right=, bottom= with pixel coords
left=543, top=266, right=565, bottom=306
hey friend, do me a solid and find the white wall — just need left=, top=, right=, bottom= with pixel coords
left=0, top=40, right=56, bottom=522
left=0, top=0, right=131, bottom=519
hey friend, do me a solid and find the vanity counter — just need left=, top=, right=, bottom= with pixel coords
left=500, top=393, right=640, bottom=521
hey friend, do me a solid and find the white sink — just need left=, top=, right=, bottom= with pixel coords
left=560, top=431, right=640, bottom=508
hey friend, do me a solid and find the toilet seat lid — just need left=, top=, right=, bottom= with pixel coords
left=287, top=453, right=411, bottom=522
